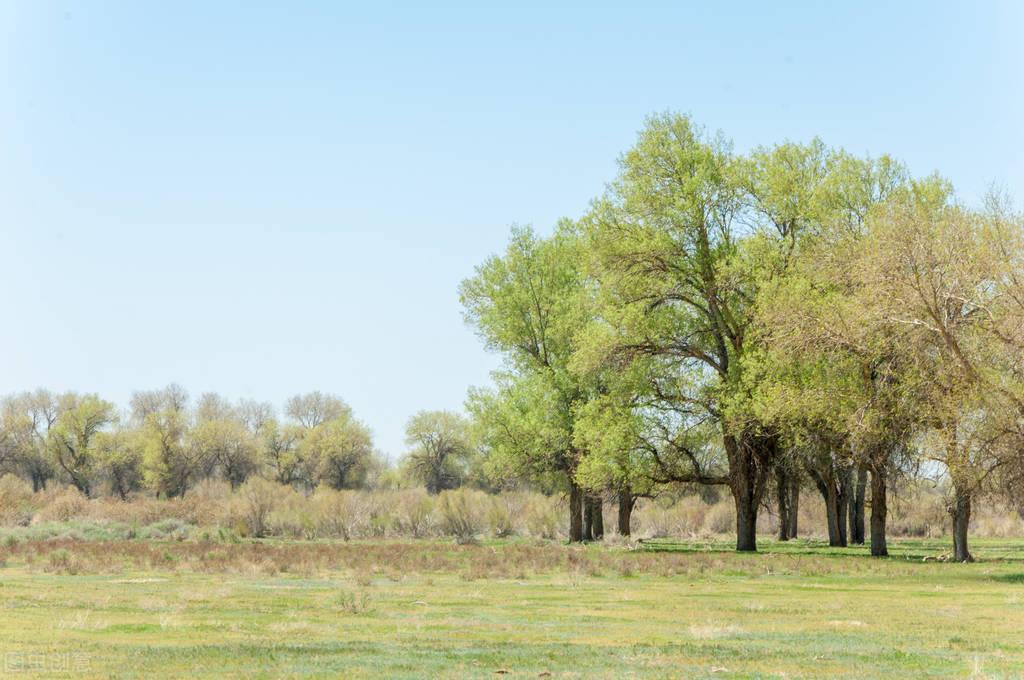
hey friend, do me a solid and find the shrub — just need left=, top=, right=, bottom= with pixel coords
left=34, top=486, right=88, bottom=523
left=314, top=489, right=368, bottom=540
left=523, top=494, right=563, bottom=540
left=437, top=488, right=486, bottom=544
left=487, top=492, right=526, bottom=538
left=0, top=474, right=36, bottom=526
left=392, top=489, right=436, bottom=538
left=46, top=548, right=78, bottom=574
left=702, top=502, right=735, bottom=535
left=236, top=478, right=279, bottom=538
left=335, top=589, right=372, bottom=614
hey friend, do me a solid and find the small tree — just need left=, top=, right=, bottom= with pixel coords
left=47, top=394, right=115, bottom=496
left=403, top=410, right=472, bottom=494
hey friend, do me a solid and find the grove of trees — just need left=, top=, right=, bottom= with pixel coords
left=2, top=114, right=1022, bottom=562
left=462, top=113, right=1024, bottom=559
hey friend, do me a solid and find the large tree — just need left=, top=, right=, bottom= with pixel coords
left=579, top=115, right=848, bottom=551
left=461, top=222, right=597, bottom=541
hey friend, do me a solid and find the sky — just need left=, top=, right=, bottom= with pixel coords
left=1, top=2, right=1022, bottom=458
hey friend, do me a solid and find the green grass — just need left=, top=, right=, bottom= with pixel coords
left=1, top=537, right=1023, bottom=678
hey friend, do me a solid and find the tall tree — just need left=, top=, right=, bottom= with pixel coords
left=579, top=115, right=844, bottom=551
left=461, top=222, right=595, bottom=541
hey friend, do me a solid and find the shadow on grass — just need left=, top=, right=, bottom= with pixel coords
left=637, top=537, right=1024, bottom=563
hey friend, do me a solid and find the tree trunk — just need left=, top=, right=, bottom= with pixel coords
left=849, top=466, right=867, bottom=545
left=582, top=494, right=594, bottom=541
left=734, top=494, right=758, bottom=552
left=812, top=469, right=846, bottom=548
left=591, top=497, right=604, bottom=540
left=727, top=433, right=774, bottom=552
left=617, top=491, right=635, bottom=537
left=776, top=465, right=794, bottom=541
left=869, top=468, right=888, bottom=557
left=823, top=481, right=843, bottom=547
left=836, top=468, right=850, bottom=547
left=569, top=482, right=583, bottom=543
left=950, top=485, right=973, bottom=563
left=787, top=475, right=799, bottom=540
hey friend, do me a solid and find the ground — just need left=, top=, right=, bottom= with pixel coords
left=1, top=538, right=1022, bottom=678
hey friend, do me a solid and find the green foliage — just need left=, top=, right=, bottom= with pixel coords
left=402, top=410, right=473, bottom=494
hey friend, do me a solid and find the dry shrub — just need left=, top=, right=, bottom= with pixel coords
left=392, top=489, right=436, bottom=538
left=487, top=491, right=527, bottom=538
left=702, top=501, right=735, bottom=535
left=33, top=486, right=88, bottom=523
left=45, top=548, right=79, bottom=574
left=974, top=508, right=1024, bottom=537
left=232, top=478, right=279, bottom=538
left=438, top=488, right=487, bottom=544
left=523, top=493, right=563, bottom=539
left=182, top=480, right=233, bottom=527
left=267, top=486, right=317, bottom=539
left=0, top=474, right=36, bottom=526
left=314, top=489, right=369, bottom=540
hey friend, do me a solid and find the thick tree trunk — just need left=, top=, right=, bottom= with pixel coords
left=869, top=468, right=888, bottom=557
left=617, top=491, right=635, bottom=537
left=582, top=495, right=594, bottom=541
left=950, top=486, right=973, bottom=563
left=823, top=482, right=844, bottom=547
left=727, top=433, right=774, bottom=552
left=735, top=494, right=758, bottom=552
left=569, top=482, right=584, bottom=543
left=849, top=466, right=867, bottom=545
left=812, top=469, right=846, bottom=548
left=591, top=497, right=604, bottom=540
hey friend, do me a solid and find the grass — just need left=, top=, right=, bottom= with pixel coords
left=1, top=537, right=1023, bottom=678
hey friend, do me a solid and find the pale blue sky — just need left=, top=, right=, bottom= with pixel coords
left=1, top=2, right=1021, bottom=458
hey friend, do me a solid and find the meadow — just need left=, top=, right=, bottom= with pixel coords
left=1, top=536, right=1023, bottom=679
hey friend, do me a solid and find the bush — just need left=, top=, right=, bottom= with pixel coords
left=314, top=489, right=369, bottom=540
left=34, top=486, right=88, bottom=523
left=0, top=474, right=36, bottom=526
left=236, top=478, right=279, bottom=538
left=438, top=489, right=486, bottom=544
left=523, top=494, right=563, bottom=540
left=392, top=489, right=436, bottom=538
left=702, top=501, right=735, bottom=535
left=487, top=492, right=526, bottom=538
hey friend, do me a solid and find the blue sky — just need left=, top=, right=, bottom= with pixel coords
left=1, top=1, right=1021, bottom=458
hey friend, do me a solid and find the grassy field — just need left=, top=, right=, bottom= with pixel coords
left=1, top=537, right=1023, bottom=678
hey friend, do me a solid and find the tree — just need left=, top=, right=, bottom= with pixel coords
left=141, top=406, right=197, bottom=498
left=193, top=417, right=259, bottom=489
left=403, top=410, right=472, bottom=494
left=285, top=391, right=350, bottom=429
left=47, top=393, right=115, bottom=496
left=847, top=189, right=1024, bottom=561
left=130, top=384, right=189, bottom=424
left=260, top=418, right=305, bottom=486
left=0, top=390, right=59, bottom=490
left=302, top=413, right=376, bottom=490
left=190, top=394, right=260, bottom=488
left=94, top=427, right=144, bottom=500
left=579, top=115, right=848, bottom=551
left=461, top=222, right=596, bottom=541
